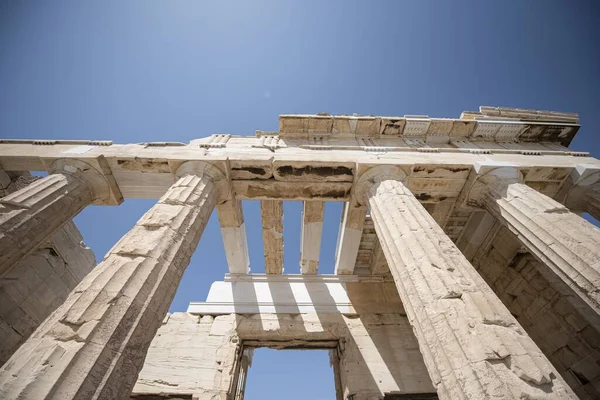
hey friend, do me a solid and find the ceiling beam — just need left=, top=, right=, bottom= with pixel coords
left=300, top=201, right=325, bottom=274
left=217, top=199, right=250, bottom=274
left=334, top=202, right=367, bottom=275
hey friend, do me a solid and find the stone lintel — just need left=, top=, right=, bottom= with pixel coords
left=234, top=180, right=352, bottom=201
left=187, top=274, right=401, bottom=315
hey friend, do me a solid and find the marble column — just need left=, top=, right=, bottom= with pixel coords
left=357, top=166, right=575, bottom=399
left=473, top=167, right=600, bottom=329
left=0, top=160, right=108, bottom=277
left=0, top=161, right=224, bottom=400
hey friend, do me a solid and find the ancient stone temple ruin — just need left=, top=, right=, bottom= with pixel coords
left=1, top=106, right=600, bottom=399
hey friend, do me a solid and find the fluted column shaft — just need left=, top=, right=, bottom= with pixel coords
left=362, top=169, right=574, bottom=399
left=483, top=179, right=600, bottom=327
left=0, top=165, right=220, bottom=400
left=0, top=171, right=94, bottom=276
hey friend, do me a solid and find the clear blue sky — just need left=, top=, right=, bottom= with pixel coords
left=1, top=1, right=599, bottom=399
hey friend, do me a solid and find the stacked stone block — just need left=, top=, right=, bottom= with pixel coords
left=467, top=224, right=600, bottom=398
left=0, top=172, right=95, bottom=366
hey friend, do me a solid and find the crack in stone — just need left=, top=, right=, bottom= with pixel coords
left=441, top=292, right=463, bottom=299
left=544, top=207, right=569, bottom=214
left=151, top=379, right=178, bottom=387
left=482, top=319, right=517, bottom=329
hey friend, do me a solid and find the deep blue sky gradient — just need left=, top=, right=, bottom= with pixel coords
left=1, top=2, right=599, bottom=399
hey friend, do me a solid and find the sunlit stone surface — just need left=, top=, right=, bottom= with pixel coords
left=1, top=106, right=599, bottom=399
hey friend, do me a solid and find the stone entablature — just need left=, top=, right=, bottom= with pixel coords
left=277, top=106, right=579, bottom=146
left=0, top=137, right=593, bottom=202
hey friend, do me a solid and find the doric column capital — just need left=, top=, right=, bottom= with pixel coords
left=354, top=165, right=406, bottom=206
left=176, top=161, right=229, bottom=202
left=50, top=158, right=112, bottom=202
left=465, top=166, right=524, bottom=208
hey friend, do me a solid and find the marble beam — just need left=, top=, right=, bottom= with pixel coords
left=217, top=199, right=250, bottom=274
left=0, top=169, right=10, bottom=197
left=0, top=159, right=110, bottom=277
left=260, top=200, right=283, bottom=274
left=0, top=161, right=224, bottom=400
left=334, top=202, right=367, bottom=275
left=471, top=167, right=600, bottom=330
left=430, top=198, right=457, bottom=230
left=358, top=166, right=575, bottom=399
left=233, top=180, right=351, bottom=201
left=557, top=164, right=600, bottom=222
left=368, top=238, right=389, bottom=276
left=300, top=201, right=324, bottom=274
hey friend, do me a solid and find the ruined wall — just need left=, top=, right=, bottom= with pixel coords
left=133, top=312, right=435, bottom=400
left=0, top=171, right=96, bottom=365
left=460, top=217, right=600, bottom=399
left=133, top=280, right=436, bottom=400
left=132, top=313, right=239, bottom=400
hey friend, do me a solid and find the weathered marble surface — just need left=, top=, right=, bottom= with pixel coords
left=0, top=172, right=96, bottom=366
left=360, top=166, right=576, bottom=399
left=0, top=172, right=92, bottom=276
left=188, top=275, right=405, bottom=315
left=459, top=216, right=600, bottom=399
left=335, top=203, right=367, bottom=275
left=0, top=222, right=96, bottom=366
left=0, top=106, right=597, bottom=400
left=474, top=167, right=600, bottom=331
left=217, top=199, right=250, bottom=274
left=260, top=200, right=284, bottom=274
left=300, top=200, right=324, bottom=274
left=133, top=311, right=435, bottom=400
left=0, top=163, right=220, bottom=400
